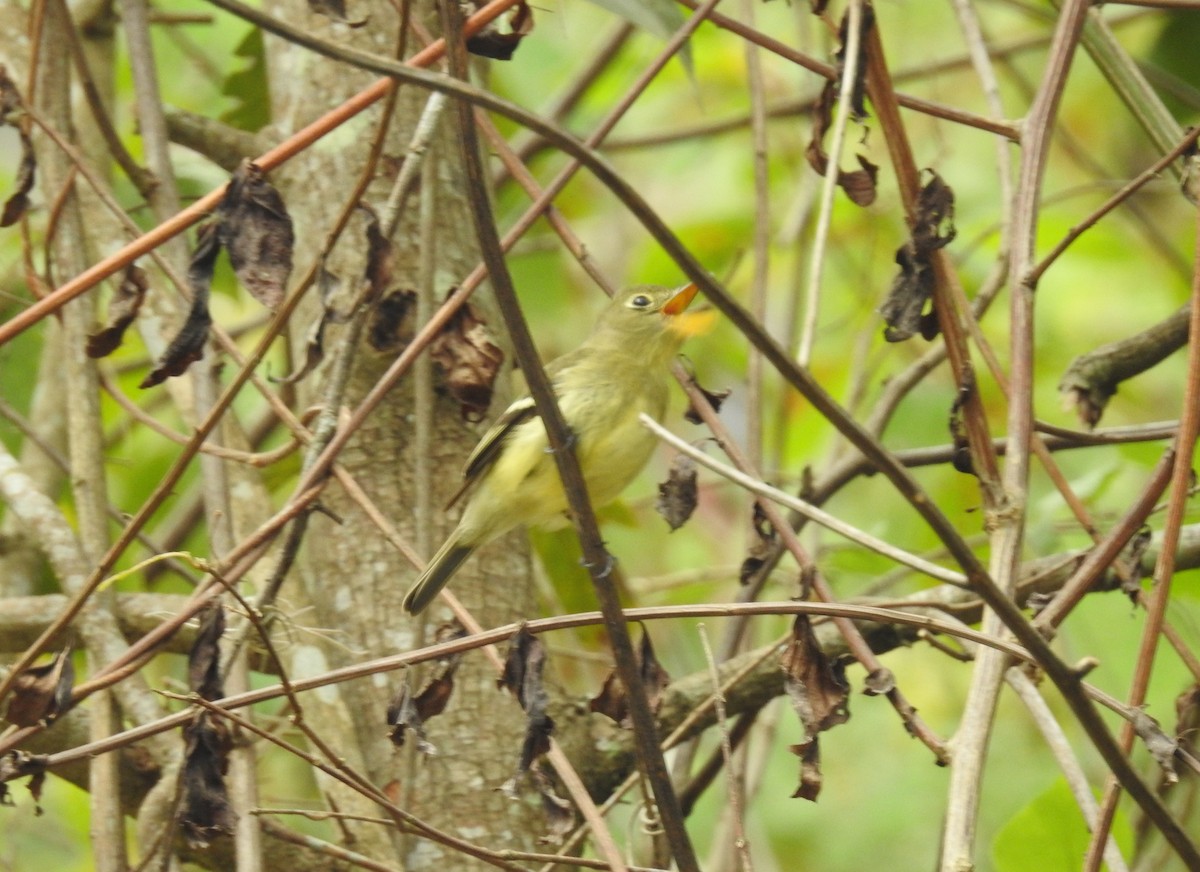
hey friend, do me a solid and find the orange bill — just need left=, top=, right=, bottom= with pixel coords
left=661, top=282, right=699, bottom=315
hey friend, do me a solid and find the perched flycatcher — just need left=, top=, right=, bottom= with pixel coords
left=403, top=282, right=707, bottom=614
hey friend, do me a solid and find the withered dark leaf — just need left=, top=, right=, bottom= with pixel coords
left=803, top=8, right=877, bottom=209
left=683, top=383, right=731, bottom=425
left=532, top=767, right=575, bottom=845
left=466, top=0, right=534, bottom=60
left=87, top=264, right=148, bottom=358
left=656, top=453, right=698, bottom=531
left=387, top=661, right=459, bottom=754
left=0, top=67, right=34, bottom=228
left=782, top=615, right=850, bottom=734
left=834, top=5, right=873, bottom=121
left=430, top=295, right=504, bottom=422
left=589, top=626, right=671, bottom=728
left=368, top=289, right=416, bottom=352
left=4, top=648, right=74, bottom=728
left=1, top=132, right=34, bottom=228
left=218, top=161, right=294, bottom=308
left=500, top=628, right=554, bottom=770
left=0, top=751, right=48, bottom=813
left=789, top=739, right=824, bottom=801
left=840, top=154, right=878, bottom=207
left=180, top=713, right=235, bottom=848
left=948, top=374, right=974, bottom=475
left=739, top=502, right=777, bottom=586
left=141, top=223, right=218, bottom=388
left=781, top=615, right=850, bottom=801
left=306, top=0, right=367, bottom=26
left=188, top=604, right=225, bottom=702
left=880, top=170, right=957, bottom=343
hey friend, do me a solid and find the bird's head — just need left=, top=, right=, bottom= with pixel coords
left=594, top=283, right=714, bottom=359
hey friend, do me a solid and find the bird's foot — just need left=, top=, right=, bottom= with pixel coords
left=544, top=427, right=578, bottom=454
left=580, top=551, right=616, bottom=579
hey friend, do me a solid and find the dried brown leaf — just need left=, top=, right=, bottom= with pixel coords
left=500, top=628, right=555, bottom=770
left=467, top=0, right=534, bottom=60
left=141, top=223, right=218, bottom=388
left=4, top=649, right=74, bottom=728
left=430, top=296, right=504, bottom=422
left=218, top=161, right=294, bottom=308
left=948, top=374, right=974, bottom=475
left=739, top=502, right=777, bottom=585
left=1, top=133, right=34, bottom=228
left=87, top=264, right=148, bottom=358
left=880, top=170, right=956, bottom=343
left=0, top=68, right=34, bottom=228
left=180, top=713, right=235, bottom=848
left=589, top=626, right=670, bottom=728
left=368, top=289, right=416, bottom=352
left=387, top=660, right=459, bottom=754
left=781, top=615, right=850, bottom=801
left=656, top=453, right=698, bottom=531
left=803, top=8, right=877, bottom=208
left=188, top=604, right=225, bottom=701
left=0, top=751, right=48, bottom=813
left=683, top=382, right=731, bottom=425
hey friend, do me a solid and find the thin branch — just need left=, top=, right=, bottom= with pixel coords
left=639, top=413, right=966, bottom=586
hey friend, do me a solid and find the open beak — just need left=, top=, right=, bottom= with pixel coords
left=662, top=282, right=716, bottom=337
left=661, top=282, right=699, bottom=315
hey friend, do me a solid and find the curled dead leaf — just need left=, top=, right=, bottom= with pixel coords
left=180, top=712, right=235, bottom=848
left=0, top=66, right=35, bottom=228
left=466, top=0, right=534, bottom=60
left=880, top=169, right=956, bottom=343
left=781, top=615, right=850, bottom=801
left=3, top=648, right=74, bottom=728
left=188, top=604, right=225, bottom=702
left=430, top=295, right=504, bottom=422
left=141, top=223, right=218, bottom=388
left=500, top=628, right=554, bottom=771
left=589, top=626, right=670, bottom=728
left=656, top=452, right=698, bottom=531
left=218, top=161, right=294, bottom=308
left=87, top=264, right=148, bottom=358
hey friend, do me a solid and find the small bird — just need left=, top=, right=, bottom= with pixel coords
left=403, top=283, right=707, bottom=614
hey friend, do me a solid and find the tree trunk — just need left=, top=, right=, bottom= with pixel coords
left=263, top=2, right=541, bottom=865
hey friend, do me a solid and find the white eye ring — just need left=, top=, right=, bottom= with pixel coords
left=629, top=294, right=652, bottom=308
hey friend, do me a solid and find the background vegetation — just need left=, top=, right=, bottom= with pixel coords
left=1, top=0, right=1199, bottom=870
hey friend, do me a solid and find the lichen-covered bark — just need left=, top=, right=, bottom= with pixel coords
left=262, top=3, right=541, bottom=866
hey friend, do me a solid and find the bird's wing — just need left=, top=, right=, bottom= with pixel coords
left=445, top=395, right=538, bottom=509
left=446, top=351, right=587, bottom=509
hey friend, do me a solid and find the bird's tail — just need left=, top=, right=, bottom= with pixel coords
left=403, top=533, right=475, bottom=614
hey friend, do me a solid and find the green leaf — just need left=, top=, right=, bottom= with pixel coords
left=992, top=778, right=1131, bottom=872
left=220, top=28, right=270, bottom=132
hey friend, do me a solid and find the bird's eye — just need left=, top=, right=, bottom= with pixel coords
left=629, top=294, right=652, bottom=309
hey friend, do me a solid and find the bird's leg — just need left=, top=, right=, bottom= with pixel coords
left=580, top=550, right=616, bottom=579
left=543, top=425, right=578, bottom=453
